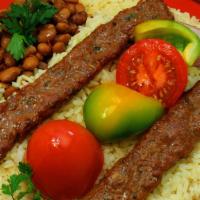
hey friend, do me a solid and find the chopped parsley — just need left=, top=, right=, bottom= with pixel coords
left=6, top=33, right=26, bottom=61
left=1, top=162, right=42, bottom=200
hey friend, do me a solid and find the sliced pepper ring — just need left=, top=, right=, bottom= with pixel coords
left=133, top=20, right=200, bottom=66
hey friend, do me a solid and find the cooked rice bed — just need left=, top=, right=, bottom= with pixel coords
left=0, top=0, right=200, bottom=199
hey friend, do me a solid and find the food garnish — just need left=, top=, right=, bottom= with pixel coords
left=133, top=20, right=200, bottom=66
left=116, top=38, right=188, bottom=107
left=26, top=120, right=103, bottom=200
left=84, top=83, right=164, bottom=142
left=0, top=0, right=58, bottom=60
left=1, top=162, right=42, bottom=200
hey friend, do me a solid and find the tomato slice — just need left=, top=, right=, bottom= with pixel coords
left=116, top=39, right=188, bottom=107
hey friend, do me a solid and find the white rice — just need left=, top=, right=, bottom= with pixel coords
left=0, top=0, right=200, bottom=200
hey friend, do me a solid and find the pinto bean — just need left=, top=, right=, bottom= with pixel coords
left=23, top=55, right=39, bottom=70
left=58, top=7, right=71, bottom=21
left=56, top=22, right=70, bottom=33
left=35, top=52, right=44, bottom=61
left=57, top=23, right=71, bottom=34
left=54, top=8, right=71, bottom=23
left=25, top=46, right=37, bottom=57
left=4, top=53, right=16, bottom=67
left=54, top=13, right=63, bottom=23
left=52, top=42, right=65, bottom=53
left=67, top=3, right=76, bottom=14
left=54, top=0, right=66, bottom=9
left=68, top=23, right=78, bottom=35
left=71, top=11, right=87, bottom=25
left=1, top=35, right=10, bottom=49
left=38, top=24, right=57, bottom=43
left=43, top=24, right=55, bottom=29
left=0, top=67, right=21, bottom=83
left=55, top=34, right=71, bottom=44
left=75, top=3, right=85, bottom=13
left=37, top=43, right=51, bottom=56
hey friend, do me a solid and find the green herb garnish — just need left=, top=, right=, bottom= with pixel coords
left=6, top=33, right=27, bottom=61
left=0, top=0, right=58, bottom=61
left=1, top=162, right=42, bottom=200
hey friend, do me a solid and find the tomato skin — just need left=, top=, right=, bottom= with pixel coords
left=116, top=39, right=188, bottom=107
left=0, top=0, right=13, bottom=10
left=26, top=120, right=103, bottom=200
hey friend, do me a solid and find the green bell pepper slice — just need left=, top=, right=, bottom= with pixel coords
left=133, top=20, right=200, bottom=66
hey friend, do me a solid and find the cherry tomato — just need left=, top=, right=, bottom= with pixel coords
left=0, top=0, right=13, bottom=10
left=116, top=39, right=188, bottom=107
left=26, top=120, right=103, bottom=200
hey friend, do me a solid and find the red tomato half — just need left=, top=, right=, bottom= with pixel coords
left=0, top=0, right=13, bottom=10
left=116, top=39, right=188, bottom=107
left=27, top=120, right=103, bottom=200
